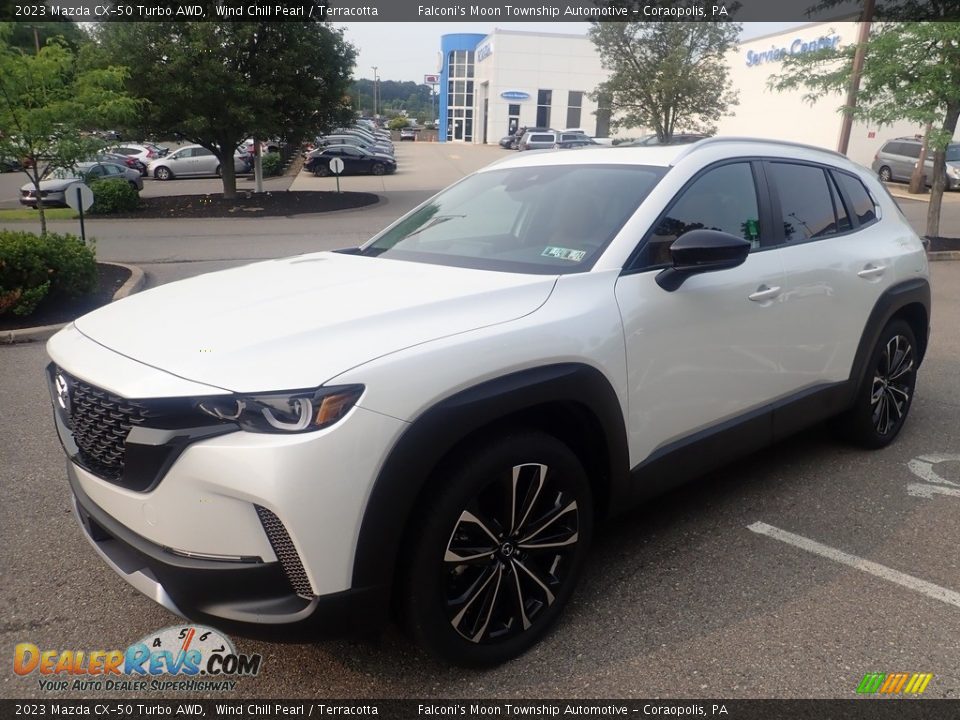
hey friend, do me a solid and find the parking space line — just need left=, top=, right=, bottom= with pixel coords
left=747, top=521, right=960, bottom=609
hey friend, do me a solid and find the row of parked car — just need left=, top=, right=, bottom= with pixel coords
left=18, top=138, right=281, bottom=207
left=303, top=121, right=398, bottom=177
left=499, top=127, right=606, bottom=151
left=500, top=128, right=712, bottom=152
left=104, top=139, right=280, bottom=180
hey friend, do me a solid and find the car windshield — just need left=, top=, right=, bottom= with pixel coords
left=41, top=166, right=82, bottom=180
left=946, top=145, right=960, bottom=162
left=358, top=164, right=665, bottom=274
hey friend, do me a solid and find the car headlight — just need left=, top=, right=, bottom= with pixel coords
left=949, top=166, right=960, bottom=178
left=197, top=385, right=363, bottom=434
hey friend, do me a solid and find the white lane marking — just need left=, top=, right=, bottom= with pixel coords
left=747, top=521, right=960, bottom=609
left=907, top=483, right=960, bottom=500
left=906, top=454, right=960, bottom=487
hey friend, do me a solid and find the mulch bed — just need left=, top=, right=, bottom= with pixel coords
left=926, top=236, right=960, bottom=252
left=106, top=191, right=379, bottom=219
left=0, top=262, right=131, bottom=331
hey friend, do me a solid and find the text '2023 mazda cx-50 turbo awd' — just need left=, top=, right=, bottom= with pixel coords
left=47, top=138, right=930, bottom=666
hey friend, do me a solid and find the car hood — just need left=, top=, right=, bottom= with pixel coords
left=73, top=252, right=557, bottom=393
left=22, top=178, right=79, bottom=192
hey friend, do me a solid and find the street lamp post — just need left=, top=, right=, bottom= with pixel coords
left=371, top=66, right=379, bottom=119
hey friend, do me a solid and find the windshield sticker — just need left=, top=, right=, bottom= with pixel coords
left=542, top=246, right=587, bottom=262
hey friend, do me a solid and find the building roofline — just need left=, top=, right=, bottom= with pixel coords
left=740, top=17, right=860, bottom=45
left=485, top=28, right=588, bottom=40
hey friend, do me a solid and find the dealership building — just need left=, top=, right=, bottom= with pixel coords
left=437, top=23, right=951, bottom=168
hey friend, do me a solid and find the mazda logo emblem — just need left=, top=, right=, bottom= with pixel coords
left=55, top=372, right=71, bottom=415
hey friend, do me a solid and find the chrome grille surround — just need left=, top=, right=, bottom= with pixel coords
left=255, top=505, right=314, bottom=599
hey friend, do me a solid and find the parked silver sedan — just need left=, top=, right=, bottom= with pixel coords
left=147, top=144, right=249, bottom=180
left=19, top=162, right=142, bottom=208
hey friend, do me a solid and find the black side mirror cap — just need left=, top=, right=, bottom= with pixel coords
left=656, top=229, right=752, bottom=292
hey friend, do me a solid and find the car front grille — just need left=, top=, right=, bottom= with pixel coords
left=255, top=505, right=314, bottom=599
left=66, top=374, right=151, bottom=481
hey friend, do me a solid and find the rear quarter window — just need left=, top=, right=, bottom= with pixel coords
left=832, top=171, right=878, bottom=226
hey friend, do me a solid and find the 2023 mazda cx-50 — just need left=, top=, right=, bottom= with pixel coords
left=47, top=138, right=930, bottom=666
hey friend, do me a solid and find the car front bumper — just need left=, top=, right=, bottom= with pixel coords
left=67, top=463, right=384, bottom=639
left=19, top=191, right=67, bottom=207
left=45, top=328, right=409, bottom=636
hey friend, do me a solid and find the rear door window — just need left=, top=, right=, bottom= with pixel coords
left=768, top=162, right=847, bottom=243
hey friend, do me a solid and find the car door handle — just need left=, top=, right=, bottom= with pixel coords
left=748, top=284, right=781, bottom=302
left=857, top=264, right=886, bottom=279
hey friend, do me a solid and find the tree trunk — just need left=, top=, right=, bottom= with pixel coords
left=26, top=163, right=47, bottom=237
left=218, top=142, right=237, bottom=200
left=925, top=102, right=960, bottom=239
left=908, top=122, right=932, bottom=194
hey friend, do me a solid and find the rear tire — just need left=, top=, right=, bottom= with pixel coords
left=840, top=320, right=917, bottom=449
left=314, top=164, right=331, bottom=177
left=400, top=431, right=592, bottom=667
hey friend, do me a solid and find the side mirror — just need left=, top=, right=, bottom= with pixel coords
left=656, top=229, right=752, bottom=291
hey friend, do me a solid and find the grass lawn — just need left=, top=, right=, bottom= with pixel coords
left=0, top=208, right=77, bottom=221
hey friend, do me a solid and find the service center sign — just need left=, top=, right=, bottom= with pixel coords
left=745, top=34, right=841, bottom=67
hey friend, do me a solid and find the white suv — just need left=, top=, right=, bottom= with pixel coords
left=47, top=138, right=930, bottom=666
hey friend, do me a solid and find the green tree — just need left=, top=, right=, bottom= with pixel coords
left=588, top=20, right=741, bottom=141
left=4, top=21, right=88, bottom=53
left=0, top=30, right=137, bottom=235
left=770, top=22, right=960, bottom=237
left=95, top=19, right=356, bottom=199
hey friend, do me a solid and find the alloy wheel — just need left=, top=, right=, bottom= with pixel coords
left=878, top=166, right=892, bottom=182
left=442, top=462, right=580, bottom=644
left=871, top=334, right=914, bottom=436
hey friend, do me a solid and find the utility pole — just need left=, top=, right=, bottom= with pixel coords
left=371, top=66, right=379, bottom=119
left=837, top=0, right=876, bottom=155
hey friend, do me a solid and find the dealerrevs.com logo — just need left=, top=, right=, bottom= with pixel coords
left=14, top=625, right=262, bottom=692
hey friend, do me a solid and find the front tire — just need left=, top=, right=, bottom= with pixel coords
left=842, top=320, right=917, bottom=449
left=154, top=166, right=172, bottom=181
left=371, top=162, right=386, bottom=176
left=878, top=166, right=893, bottom=183
left=401, top=431, right=593, bottom=666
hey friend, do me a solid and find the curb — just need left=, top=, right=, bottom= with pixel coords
left=887, top=187, right=931, bottom=203
left=1, top=261, right=145, bottom=345
left=928, top=251, right=960, bottom=261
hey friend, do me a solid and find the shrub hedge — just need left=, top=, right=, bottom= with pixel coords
left=90, top=178, right=139, bottom=214
left=0, top=231, right=97, bottom=317
left=261, top=152, right=283, bottom=177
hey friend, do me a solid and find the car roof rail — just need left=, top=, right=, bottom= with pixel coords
left=672, top=136, right=848, bottom=164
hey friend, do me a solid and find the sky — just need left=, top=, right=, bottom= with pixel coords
left=338, top=22, right=810, bottom=83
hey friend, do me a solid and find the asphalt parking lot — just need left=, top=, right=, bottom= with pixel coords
left=1, top=143, right=959, bottom=700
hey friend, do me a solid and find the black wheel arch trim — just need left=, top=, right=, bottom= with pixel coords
left=846, top=277, right=930, bottom=406
left=350, top=363, right=628, bottom=623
